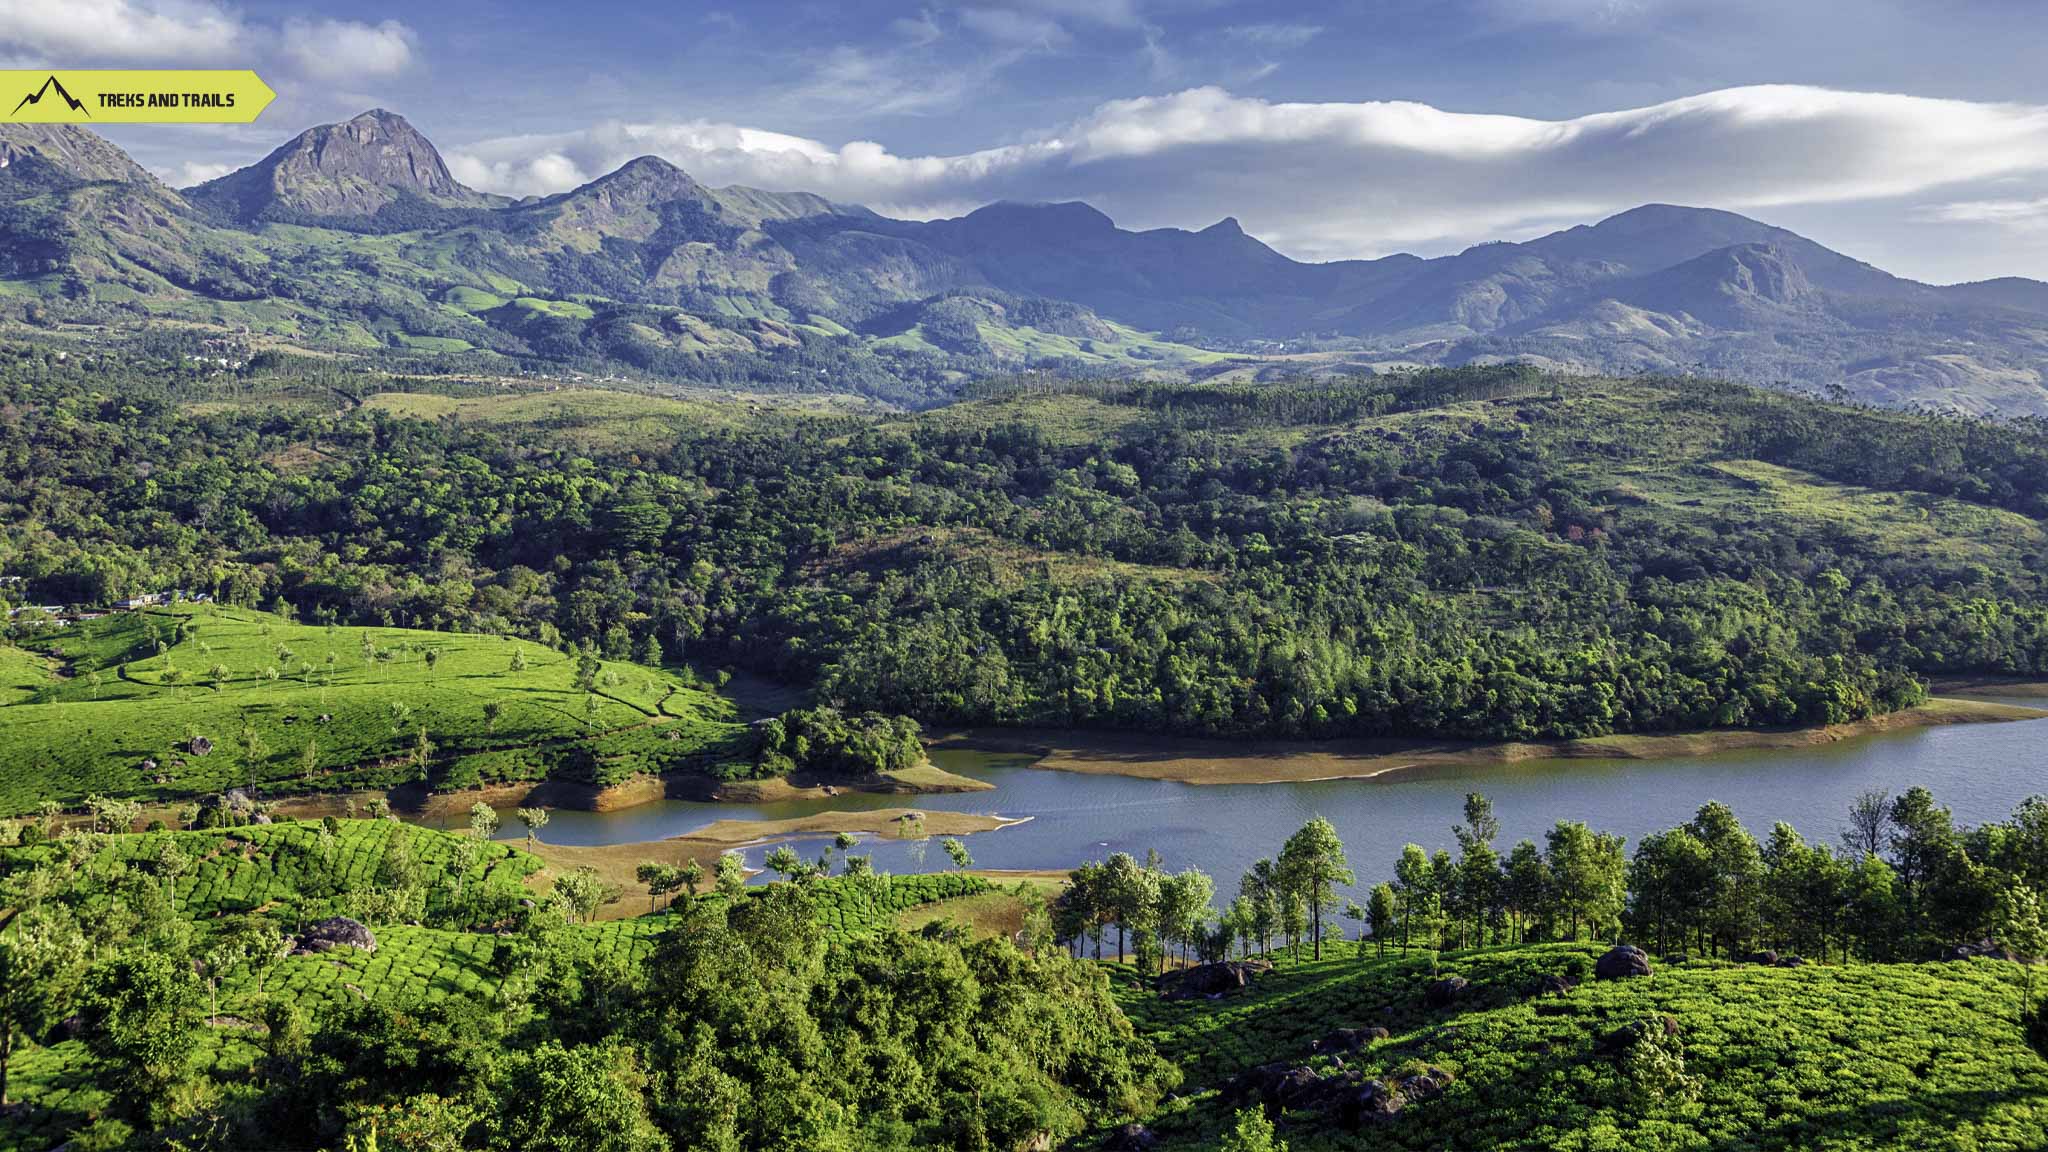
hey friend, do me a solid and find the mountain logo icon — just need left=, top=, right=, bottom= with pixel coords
left=12, top=75, right=89, bottom=118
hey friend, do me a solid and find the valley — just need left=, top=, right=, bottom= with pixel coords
left=5, top=107, right=2048, bottom=1152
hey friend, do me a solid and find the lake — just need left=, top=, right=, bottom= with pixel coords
left=492, top=701, right=2048, bottom=900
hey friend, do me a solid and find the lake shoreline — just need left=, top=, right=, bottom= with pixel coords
left=249, top=758, right=995, bottom=825
left=515, top=807, right=1027, bottom=919
left=925, top=697, right=2048, bottom=787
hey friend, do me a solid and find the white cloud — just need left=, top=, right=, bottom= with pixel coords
left=958, top=7, right=1069, bottom=47
left=1915, top=196, right=2048, bottom=229
left=165, top=159, right=232, bottom=185
left=444, top=84, right=2048, bottom=261
left=1222, top=23, right=1323, bottom=51
left=789, top=44, right=975, bottom=117
left=890, top=10, right=944, bottom=46
left=282, top=18, right=417, bottom=80
left=0, top=0, right=242, bottom=62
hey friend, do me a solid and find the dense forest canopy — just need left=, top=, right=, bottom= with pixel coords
left=2, top=350, right=2046, bottom=746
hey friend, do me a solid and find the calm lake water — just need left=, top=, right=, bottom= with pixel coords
left=492, top=701, right=2048, bottom=899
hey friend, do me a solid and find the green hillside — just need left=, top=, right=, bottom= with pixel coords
left=0, top=817, right=1003, bottom=1152
left=1117, top=943, right=2048, bottom=1151
left=0, top=603, right=746, bottom=815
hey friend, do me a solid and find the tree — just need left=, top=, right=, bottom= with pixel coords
left=200, top=917, right=283, bottom=1027
left=553, top=867, right=622, bottom=924
left=1629, top=828, right=1713, bottom=956
left=412, top=726, right=437, bottom=781
left=510, top=647, right=528, bottom=673
left=469, top=802, right=501, bottom=842
left=1058, top=862, right=1108, bottom=960
left=239, top=716, right=269, bottom=790
left=764, top=845, right=804, bottom=881
left=715, top=852, right=747, bottom=898
left=0, top=902, right=87, bottom=1108
left=1158, top=868, right=1215, bottom=967
left=1102, top=852, right=1156, bottom=964
left=1394, top=844, right=1438, bottom=954
left=1220, top=1106, right=1287, bottom=1152
left=1502, top=840, right=1548, bottom=944
left=1241, top=859, right=1280, bottom=957
left=517, top=807, right=550, bottom=849
left=1366, top=883, right=1397, bottom=959
left=636, top=862, right=681, bottom=912
left=1997, top=884, right=2045, bottom=1018
left=1544, top=821, right=1628, bottom=943
left=80, top=949, right=203, bottom=1114
left=638, top=634, right=663, bottom=668
left=678, top=859, right=704, bottom=901
left=1278, top=816, right=1352, bottom=960
left=1843, top=790, right=1893, bottom=860
left=483, top=701, right=504, bottom=734
left=490, top=1041, right=668, bottom=1152
left=941, top=837, right=973, bottom=871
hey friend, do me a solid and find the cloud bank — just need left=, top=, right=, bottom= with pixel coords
left=0, top=1, right=417, bottom=81
left=445, top=84, right=2048, bottom=261
left=0, top=0, right=242, bottom=62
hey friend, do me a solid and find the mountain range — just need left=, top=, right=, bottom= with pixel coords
left=4, top=110, right=2047, bottom=413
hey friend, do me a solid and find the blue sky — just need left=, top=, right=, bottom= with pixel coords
left=7, top=0, right=2048, bottom=281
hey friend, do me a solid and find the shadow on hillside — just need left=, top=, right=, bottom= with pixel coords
left=1700, top=1086, right=2046, bottom=1152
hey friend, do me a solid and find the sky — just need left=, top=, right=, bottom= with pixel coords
left=5, top=0, right=2048, bottom=283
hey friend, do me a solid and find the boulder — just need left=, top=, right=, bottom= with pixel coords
left=200, top=789, right=254, bottom=812
left=1425, top=975, right=1469, bottom=1008
left=44, top=1014, right=83, bottom=1044
left=1165, top=959, right=1269, bottom=1000
left=1746, top=950, right=1780, bottom=966
left=1336, top=1080, right=1404, bottom=1130
left=299, top=916, right=377, bottom=954
left=1663, top=952, right=1690, bottom=965
left=189, top=736, right=213, bottom=756
left=1394, top=1065, right=1454, bottom=1104
left=1533, top=974, right=1576, bottom=997
left=1104, top=1124, right=1156, bottom=1152
left=1273, top=1066, right=1326, bottom=1109
left=1225, top=1062, right=1336, bottom=1111
left=1777, top=955, right=1806, bottom=968
left=1311, top=1026, right=1390, bottom=1054
left=1595, top=944, right=1652, bottom=980
left=1966, top=938, right=2020, bottom=962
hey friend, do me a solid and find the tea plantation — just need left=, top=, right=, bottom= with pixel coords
left=1115, top=943, right=2048, bottom=1152
left=0, top=816, right=1001, bottom=1151
left=0, top=603, right=749, bottom=813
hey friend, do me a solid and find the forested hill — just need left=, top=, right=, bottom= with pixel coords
left=2, top=352, right=2046, bottom=743
left=6, top=116, right=2048, bottom=412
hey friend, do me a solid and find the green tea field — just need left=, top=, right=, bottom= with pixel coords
left=0, top=603, right=748, bottom=814
left=1117, top=943, right=2048, bottom=1152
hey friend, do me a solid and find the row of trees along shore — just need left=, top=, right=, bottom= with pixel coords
left=1051, top=787, right=2048, bottom=980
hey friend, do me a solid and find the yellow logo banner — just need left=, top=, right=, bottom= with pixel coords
left=1, top=71, right=275, bottom=124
